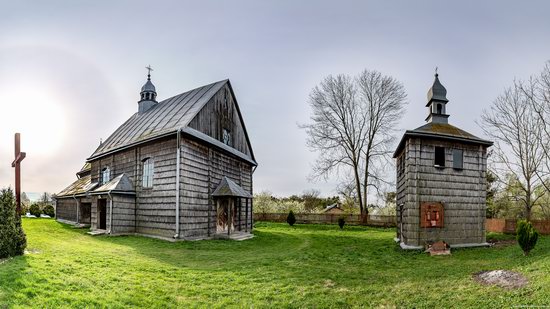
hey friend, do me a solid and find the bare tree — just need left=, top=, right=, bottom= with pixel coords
left=481, top=81, right=546, bottom=220
left=301, top=70, right=407, bottom=216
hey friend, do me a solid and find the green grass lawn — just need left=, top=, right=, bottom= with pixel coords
left=0, top=219, right=548, bottom=308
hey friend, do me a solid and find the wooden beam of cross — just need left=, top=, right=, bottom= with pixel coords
left=11, top=133, right=26, bottom=216
left=145, top=65, right=153, bottom=80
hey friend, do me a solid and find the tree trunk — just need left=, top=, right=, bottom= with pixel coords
left=353, top=164, right=364, bottom=216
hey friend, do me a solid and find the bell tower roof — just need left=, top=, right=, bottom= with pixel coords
left=426, top=71, right=448, bottom=106
left=425, top=70, right=450, bottom=124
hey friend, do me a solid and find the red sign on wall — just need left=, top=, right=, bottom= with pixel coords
left=421, top=202, right=444, bottom=228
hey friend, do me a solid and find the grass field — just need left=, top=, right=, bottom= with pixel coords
left=0, top=219, right=548, bottom=308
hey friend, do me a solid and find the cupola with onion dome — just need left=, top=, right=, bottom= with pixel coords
left=425, top=69, right=449, bottom=124
left=138, top=65, right=158, bottom=114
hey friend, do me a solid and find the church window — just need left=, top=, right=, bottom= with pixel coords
left=437, top=104, right=442, bottom=114
left=142, top=158, right=154, bottom=188
left=101, top=167, right=110, bottom=184
left=434, top=147, right=445, bottom=167
left=453, top=149, right=463, bottom=170
left=222, top=128, right=232, bottom=146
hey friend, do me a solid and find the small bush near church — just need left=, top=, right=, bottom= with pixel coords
left=0, top=188, right=27, bottom=258
left=516, top=220, right=538, bottom=256
left=287, top=210, right=296, bottom=226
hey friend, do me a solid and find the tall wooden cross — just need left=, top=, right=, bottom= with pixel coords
left=11, top=133, right=26, bottom=216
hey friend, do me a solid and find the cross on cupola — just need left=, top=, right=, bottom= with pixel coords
left=425, top=68, right=450, bottom=124
left=146, top=65, right=153, bottom=80
left=138, top=65, right=158, bottom=114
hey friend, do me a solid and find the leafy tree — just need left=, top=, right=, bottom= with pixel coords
left=43, top=204, right=55, bottom=217
left=0, top=188, right=27, bottom=258
left=516, top=220, right=539, bottom=255
left=29, top=203, right=41, bottom=217
left=485, top=169, right=499, bottom=218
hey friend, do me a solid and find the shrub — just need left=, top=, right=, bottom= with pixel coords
left=287, top=210, right=296, bottom=226
left=43, top=204, right=55, bottom=218
left=0, top=188, right=27, bottom=258
left=338, top=217, right=345, bottom=229
left=516, top=220, right=539, bottom=256
left=29, top=203, right=41, bottom=217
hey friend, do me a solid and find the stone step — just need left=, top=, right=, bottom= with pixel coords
left=213, top=232, right=254, bottom=241
left=87, top=230, right=107, bottom=236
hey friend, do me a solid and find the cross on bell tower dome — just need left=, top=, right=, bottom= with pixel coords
left=138, top=65, right=158, bottom=114
left=425, top=68, right=449, bottom=124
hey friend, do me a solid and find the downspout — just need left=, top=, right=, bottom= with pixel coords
left=72, top=194, right=79, bottom=224
left=108, top=191, right=113, bottom=234
left=174, top=127, right=183, bottom=239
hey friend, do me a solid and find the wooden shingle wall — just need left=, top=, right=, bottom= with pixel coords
left=111, top=195, right=136, bottom=234
left=180, top=139, right=253, bottom=239
left=89, top=137, right=178, bottom=238
left=188, top=83, right=252, bottom=157
left=135, top=138, right=178, bottom=238
left=56, top=198, right=78, bottom=222
left=400, top=138, right=487, bottom=246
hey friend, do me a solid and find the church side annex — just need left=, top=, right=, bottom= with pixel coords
left=54, top=69, right=257, bottom=241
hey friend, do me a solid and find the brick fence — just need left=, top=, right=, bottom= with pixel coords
left=253, top=213, right=396, bottom=227
left=486, top=218, right=550, bottom=235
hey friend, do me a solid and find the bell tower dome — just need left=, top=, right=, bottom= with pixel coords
left=138, top=65, right=158, bottom=114
left=425, top=70, right=449, bottom=124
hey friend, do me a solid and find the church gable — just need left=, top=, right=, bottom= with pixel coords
left=187, top=81, right=255, bottom=159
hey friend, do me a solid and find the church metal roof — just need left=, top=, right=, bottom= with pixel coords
left=55, top=174, right=98, bottom=197
left=393, top=122, right=493, bottom=158
left=88, top=80, right=229, bottom=160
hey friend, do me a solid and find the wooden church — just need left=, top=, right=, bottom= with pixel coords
left=393, top=73, right=492, bottom=249
left=55, top=70, right=257, bottom=240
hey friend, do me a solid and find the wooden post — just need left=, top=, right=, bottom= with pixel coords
left=207, top=148, right=212, bottom=237
left=245, top=198, right=249, bottom=232
left=228, top=199, right=232, bottom=237
left=11, top=133, right=26, bottom=216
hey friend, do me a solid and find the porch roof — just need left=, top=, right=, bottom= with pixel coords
left=55, top=175, right=98, bottom=198
left=91, top=174, right=135, bottom=195
left=212, top=176, right=252, bottom=198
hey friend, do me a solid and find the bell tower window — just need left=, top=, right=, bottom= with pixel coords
left=437, top=104, right=442, bottom=114
left=434, top=147, right=445, bottom=167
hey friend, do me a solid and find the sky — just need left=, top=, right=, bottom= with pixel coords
left=1, top=0, right=550, bottom=198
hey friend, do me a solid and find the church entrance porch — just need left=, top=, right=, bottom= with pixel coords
left=211, top=176, right=253, bottom=240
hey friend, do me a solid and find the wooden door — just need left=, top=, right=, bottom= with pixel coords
left=216, top=198, right=235, bottom=234
left=98, top=199, right=107, bottom=230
